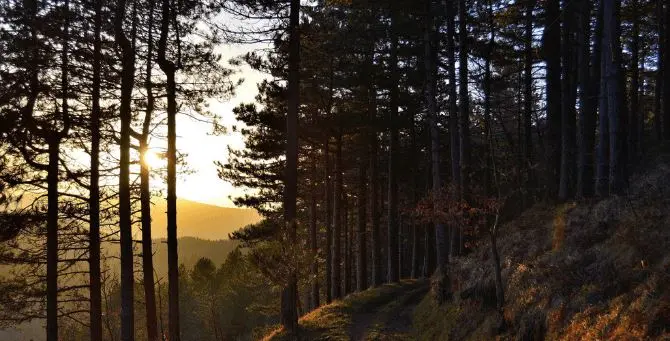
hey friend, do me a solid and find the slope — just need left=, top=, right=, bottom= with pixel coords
left=412, top=152, right=670, bottom=340
left=263, top=152, right=670, bottom=341
left=263, top=280, right=429, bottom=341
left=150, top=197, right=261, bottom=240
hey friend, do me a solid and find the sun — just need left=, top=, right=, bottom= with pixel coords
left=142, top=149, right=165, bottom=169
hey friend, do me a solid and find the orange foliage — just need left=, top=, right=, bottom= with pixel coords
left=410, top=185, right=502, bottom=250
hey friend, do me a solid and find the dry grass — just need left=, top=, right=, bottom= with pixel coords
left=423, top=153, right=670, bottom=340
left=552, top=202, right=575, bottom=251
left=262, top=153, right=670, bottom=341
left=262, top=280, right=425, bottom=341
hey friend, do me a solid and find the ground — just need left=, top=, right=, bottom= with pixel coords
left=264, top=151, right=670, bottom=340
left=262, top=280, right=428, bottom=341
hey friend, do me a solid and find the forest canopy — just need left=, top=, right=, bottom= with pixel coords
left=1, top=0, right=669, bottom=340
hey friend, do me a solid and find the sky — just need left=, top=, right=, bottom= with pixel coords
left=167, top=45, right=265, bottom=207
left=169, top=43, right=268, bottom=208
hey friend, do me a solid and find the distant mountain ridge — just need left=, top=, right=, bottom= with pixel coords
left=150, top=197, right=261, bottom=240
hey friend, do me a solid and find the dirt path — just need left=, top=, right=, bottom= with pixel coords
left=348, top=282, right=430, bottom=341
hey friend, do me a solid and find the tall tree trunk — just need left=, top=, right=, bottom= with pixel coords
left=428, top=0, right=449, bottom=303
left=596, top=0, right=611, bottom=197
left=115, top=0, right=136, bottom=338
left=484, top=0, right=494, bottom=196
left=596, top=50, right=610, bottom=196
left=47, top=137, right=59, bottom=341
left=139, top=140, right=158, bottom=341
left=444, top=0, right=460, bottom=261
left=324, top=139, right=333, bottom=302
left=310, top=155, right=320, bottom=308
left=89, top=0, right=103, bottom=337
left=655, top=0, right=664, bottom=141
left=629, top=0, right=640, bottom=162
left=411, top=225, right=421, bottom=279
left=516, top=67, right=524, bottom=192
left=356, top=141, right=368, bottom=291
left=457, top=0, right=469, bottom=259
left=410, top=116, right=421, bottom=279
left=387, top=3, right=400, bottom=284
left=423, top=224, right=435, bottom=277
left=559, top=0, right=578, bottom=201
left=664, top=1, right=670, bottom=140
left=23, top=1, right=61, bottom=339
left=605, top=0, right=625, bottom=194
left=156, top=0, right=179, bottom=337
left=280, top=0, right=300, bottom=333
left=331, top=132, right=343, bottom=299
left=445, top=0, right=460, bottom=201
left=140, top=2, right=158, bottom=339
left=458, top=0, right=470, bottom=200
left=343, top=193, right=351, bottom=294
left=543, top=0, right=562, bottom=197
left=490, top=214, right=504, bottom=310
left=523, top=0, right=535, bottom=190
left=48, top=1, right=72, bottom=338
left=577, top=0, right=601, bottom=198
left=369, top=84, right=382, bottom=288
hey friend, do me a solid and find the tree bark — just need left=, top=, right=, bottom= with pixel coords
left=445, top=0, right=460, bottom=202
left=543, top=0, right=562, bottom=197
left=47, top=137, right=59, bottom=341
left=140, top=2, right=159, bottom=338
left=428, top=0, right=449, bottom=303
left=605, top=0, right=625, bottom=194
left=484, top=0, right=494, bottom=196
left=324, top=139, right=333, bottom=302
left=410, top=112, right=421, bottom=279
left=664, top=1, right=670, bottom=140
left=458, top=0, right=470, bottom=200
left=523, top=0, right=535, bottom=190
left=559, top=0, right=578, bottom=201
left=156, top=0, right=180, bottom=337
left=343, top=192, right=352, bottom=294
left=443, top=0, right=460, bottom=261
left=629, top=0, right=640, bottom=162
left=331, top=132, right=343, bottom=299
left=655, top=0, right=664, bottom=141
left=490, top=215, right=504, bottom=310
left=369, top=82, right=382, bottom=288
left=89, top=0, right=103, bottom=338
left=456, top=0, right=469, bottom=259
left=596, top=26, right=610, bottom=198
left=577, top=0, right=601, bottom=198
left=114, top=0, right=136, bottom=338
left=310, top=155, right=320, bottom=308
left=356, top=142, right=368, bottom=291
left=280, top=0, right=300, bottom=333
left=387, top=3, right=400, bottom=284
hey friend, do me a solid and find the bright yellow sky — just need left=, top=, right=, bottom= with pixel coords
left=167, top=43, right=268, bottom=207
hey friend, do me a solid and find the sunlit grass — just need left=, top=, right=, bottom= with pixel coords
left=262, top=280, right=424, bottom=341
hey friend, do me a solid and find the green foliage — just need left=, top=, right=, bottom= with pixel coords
left=58, top=248, right=278, bottom=341
left=179, top=249, right=279, bottom=341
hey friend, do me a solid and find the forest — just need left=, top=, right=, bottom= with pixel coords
left=1, top=0, right=670, bottom=340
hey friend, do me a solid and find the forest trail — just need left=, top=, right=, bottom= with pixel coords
left=262, top=279, right=429, bottom=341
left=348, top=281, right=429, bottom=341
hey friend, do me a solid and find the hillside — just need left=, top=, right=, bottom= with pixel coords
left=264, top=153, right=670, bottom=340
left=263, top=280, right=428, bottom=341
left=150, top=198, right=261, bottom=240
